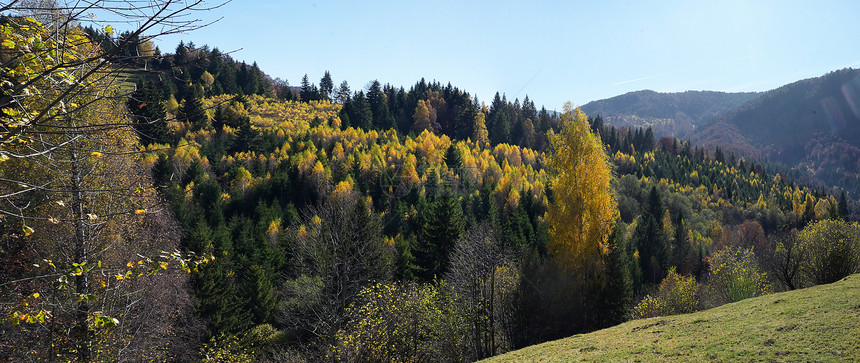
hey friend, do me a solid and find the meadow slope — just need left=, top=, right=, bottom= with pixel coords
left=488, top=274, right=860, bottom=362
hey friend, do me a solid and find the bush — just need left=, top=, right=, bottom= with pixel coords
left=632, top=268, right=699, bottom=319
left=708, top=247, right=771, bottom=304
left=332, top=282, right=464, bottom=362
left=798, top=219, right=860, bottom=285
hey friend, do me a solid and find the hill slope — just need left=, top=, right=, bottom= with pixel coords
left=488, top=274, right=860, bottom=362
left=580, top=90, right=759, bottom=138
left=691, top=68, right=860, bottom=196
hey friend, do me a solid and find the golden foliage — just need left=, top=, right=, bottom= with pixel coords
left=546, top=105, right=618, bottom=273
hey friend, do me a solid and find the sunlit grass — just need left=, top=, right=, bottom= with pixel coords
left=488, top=274, right=860, bottom=362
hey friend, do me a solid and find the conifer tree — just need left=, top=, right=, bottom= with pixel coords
left=128, top=80, right=171, bottom=145
left=635, top=186, right=669, bottom=284
left=838, top=191, right=850, bottom=221
left=350, top=91, right=373, bottom=130
left=415, top=186, right=465, bottom=280
left=178, top=86, right=208, bottom=130
left=319, top=71, right=334, bottom=101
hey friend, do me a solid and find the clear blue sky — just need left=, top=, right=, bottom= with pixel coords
left=153, top=0, right=860, bottom=110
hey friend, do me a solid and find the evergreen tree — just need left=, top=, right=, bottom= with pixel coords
left=444, top=144, right=462, bottom=170
left=319, top=71, right=334, bottom=101
left=244, top=264, right=277, bottom=324
left=349, top=91, right=373, bottom=130
left=300, top=74, right=316, bottom=101
left=367, top=80, right=395, bottom=130
left=415, top=187, right=465, bottom=280
left=334, top=80, right=351, bottom=104
left=178, top=86, right=208, bottom=130
left=672, top=210, right=692, bottom=273
left=595, top=222, right=633, bottom=328
left=634, top=186, right=669, bottom=284
left=838, top=191, right=850, bottom=221
left=128, top=80, right=171, bottom=145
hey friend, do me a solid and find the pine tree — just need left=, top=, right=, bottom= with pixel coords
left=635, top=186, right=669, bottom=284
left=838, top=191, right=850, bottom=221
left=178, top=86, right=208, bottom=130
left=415, top=187, right=465, bottom=280
left=128, top=80, right=171, bottom=145
left=319, top=71, right=334, bottom=101
left=300, top=74, right=316, bottom=101
left=368, top=80, right=395, bottom=130
left=595, top=222, right=633, bottom=328
left=349, top=91, right=373, bottom=130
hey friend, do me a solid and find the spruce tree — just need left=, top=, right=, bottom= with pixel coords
left=128, top=80, right=171, bottom=145
left=839, top=191, right=850, bottom=221
left=415, top=186, right=465, bottom=280
left=179, top=86, right=208, bottom=130
left=635, top=186, right=669, bottom=284
left=319, top=71, right=334, bottom=101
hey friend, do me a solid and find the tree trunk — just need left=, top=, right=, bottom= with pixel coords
left=70, top=147, right=91, bottom=361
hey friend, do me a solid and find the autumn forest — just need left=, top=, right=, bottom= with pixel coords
left=2, top=2, right=859, bottom=362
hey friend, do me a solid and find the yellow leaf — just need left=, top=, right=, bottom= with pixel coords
left=32, top=293, right=39, bottom=299
left=91, top=151, right=103, bottom=158
left=134, top=209, right=146, bottom=215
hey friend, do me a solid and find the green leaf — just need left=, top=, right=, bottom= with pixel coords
left=22, top=225, right=34, bottom=236
left=1, top=39, right=15, bottom=48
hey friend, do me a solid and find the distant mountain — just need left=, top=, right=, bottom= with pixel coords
left=580, top=90, right=760, bottom=138
left=691, top=68, right=860, bottom=195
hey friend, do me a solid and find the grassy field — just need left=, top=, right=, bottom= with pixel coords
left=488, top=274, right=860, bottom=362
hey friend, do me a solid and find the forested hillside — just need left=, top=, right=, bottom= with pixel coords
left=2, top=3, right=859, bottom=362
left=580, top=90, right=759, bottom=138
left=691, top=68, right=860, bottom=197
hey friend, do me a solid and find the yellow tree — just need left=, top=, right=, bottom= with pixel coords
left=546, top=104, right=617, bottom=279
left=412, top=99, right=432, bottom=133
left=0, top=2, right=222, bottom=360
left=473, top=111, right=490, bottom=148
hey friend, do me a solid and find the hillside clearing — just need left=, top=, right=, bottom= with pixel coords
left=488, top=274, right=860, bottom=362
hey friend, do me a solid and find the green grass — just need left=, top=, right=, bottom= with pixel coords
left=488, top=274, right=860, bottom=362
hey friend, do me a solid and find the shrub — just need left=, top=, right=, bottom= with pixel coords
left=332, top=282, right=464, bottom=362
left=708, top=247, right=771, bottom=304
left=632, top=268, right=699, bottom=319
left=798, top=219, right=860, bottom=285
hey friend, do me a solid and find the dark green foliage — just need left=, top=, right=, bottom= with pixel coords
left=595, top=222, right=634, bottom=328
left=128, top=80, right=171, bottom=145
left=319, top=71, right=334, bottom=101
left=444, top=144, right=462, bottom=170
left=839, top=191, right=850, bottom=221
left=244, top=264, right=277, bottom=324
left=672, top=211, right=693, bottom=274
left=635, top=187, right=669, bottom=284
left=188, top=221, right=251, bottom=336
left=179, top=87, right=208, bottom=130
left=347, top=91, right=373, bottom=130
left=414, top=187, right=465, bottom=280
left=368, top=80, right=395, bottom=130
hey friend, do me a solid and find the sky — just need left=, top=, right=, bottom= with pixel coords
left=149, top=0, right=860, bottom=110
